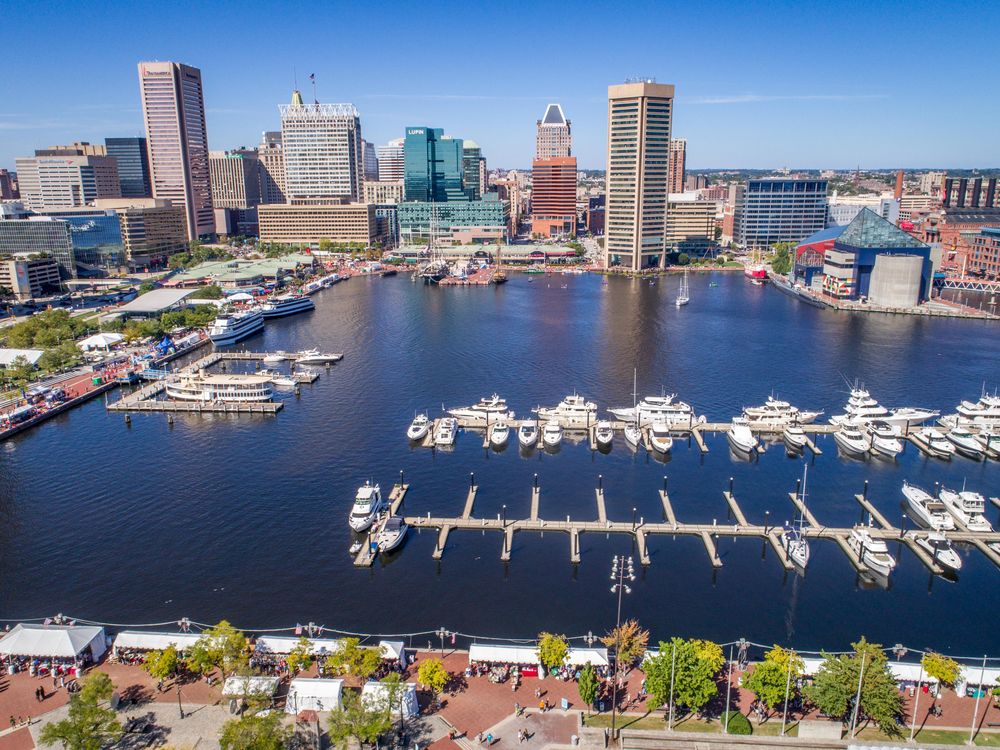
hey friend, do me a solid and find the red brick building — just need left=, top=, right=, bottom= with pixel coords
left=531, top=156, right=577, bottom=237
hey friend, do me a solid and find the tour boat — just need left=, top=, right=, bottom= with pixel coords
left=535, top=393, right=598, bottom=428
left=164, top=370, right=272, bottom=402
left=675, top=269, right=690, bottom=307
left=489, top=419, right=510, bottom=448
left=295, top=349, right=344, bottom=365
left=744, top=396, right=823, bottom=425
left=406, top=413, right=431, bottom=442
left=829, top=386, right=938, bottom=429
left=448, top=394, right=514, bottom=424
left=867, top=421, right=903, bottom=458
left=976, top=431, right=1000, bottom=459
left=938, top=486, right=993, bottom=532
left=518, top=422, right=538, bottom=448
left=833, top=424, right=871, bottom=457
left=542, top=420, right=563, bottom=448
left=911, top=428, right=956, bottom=459
left=260, top=293, right=315, bottom=319
left=910, top=532, right=963, bottom=573
left=726, top=417, right=758, bottom=454
left=595, top=420, right=615, bottom=449
left=647, top=420, right=674, bottom=454
left=743, top=261, right=767, bottom=282
left=782, top=425, right=808, bottom=451
left=848, top=527, right=896, bottom=577
left=901, top=481, right=956, bottom=531
left=349, top=482, right=384, bottom=532
left=208, top=310, right=264, bottom=345
left=946, top=428, right=986, bottom=460
left=609, top=394, right=703, bottom=428
left=375, top=516, right=408, bottom=553
left=434, top=417, right=458, bottom=446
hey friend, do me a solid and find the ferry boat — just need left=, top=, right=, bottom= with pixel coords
left=208, top=310, right=264, bottom=345
left=164, top=370, right=273, bottom=402
left=901, top=481, right=956, bottom=531
left=830, top=387, right=938, bottom=429
left=938, top=486, right=993, bottom=532
left=848, top=527, right=896, bottom=577
left=349, top=482, right=384, bottom=532
left=743, top=396, right=823, bottom=425
left=535, top=393, right=598, bottom=428
left=260, top=294, right=315, bottom=319
left=448, top=394, right=514, bottom=424
left=608, top=393, right=703, bottom=428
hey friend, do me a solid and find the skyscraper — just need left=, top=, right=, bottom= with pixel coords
left=531, top=156, right=577, bottom=237
left=258, top=132, right=286, bottom=204
left=403, top=127, right=467, bottom=203
left=280, top=90, right=363, bottom=203
left=14, top=153, right=120, bottom=211
left=462, top=141, right=483, bottom=200
left=137, top=61, right=214, bottom=240
left=105, top=137, right=152, bottom=198
left=209, top=150, right=262, bottom=209
left=668, top=138, right=686, bottom=194
left=536, top=104, right=571, bottom=159
left=605, top=80, right=674, bottom=271
left=376, top=138, right=405, bottom=182
left=362, top=140, right=379, bottom=181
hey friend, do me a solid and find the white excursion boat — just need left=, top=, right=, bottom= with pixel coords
left=375, top=516, right=408, bottom=553
left=259, top=293, right=315, bottom=318
left=867, top=421, right=903, bottom=458
left=609, top=393, right=703, bottom=428
left=848, top=527, right=896, bottom=577
left=911, top=428, right=956, bottom=459
left=164, top=370, right=272, bottom=402
left=744, top=396, right=823, bottom=425
left=595, top=420, right=615, bottom=449
left=976, top=431, right=1000, bottom=459
left=647, top=420, right=674, bottom=454
left=910, top=532, right=963, bottom=572
left=448, top=394, right=514, bottom=424
left=349, top=482, right=384, bottom=532
left=434, top=417, right=458, bottom=446
left=518, top=422, right=538, bottom=448
left=295, top=349, right=344, bottom=365
left=938, top=486, right=993, bottom=531
left=901, top=481, right=956, bottom=531
left=406, top=413, right=431, bottom=441
left=834, top=424, right=871, bottom=457
left=782, top=425, right=808, bottom=451
left=535, top=393, right=598, bottom=428
left=208, top=309, right=264, bottom=345
left=542, top=419, right=563, bottom=448
left=726, top=417, right=758, bottom=454
left=946, top=428, right=986, bottom=460
left=830, top=386, right=938, bottom=429
left=489, top=419, right=510, bottom=448
left=781, top=466, right=811, bottom=570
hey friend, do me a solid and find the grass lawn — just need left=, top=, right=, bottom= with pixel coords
left=854, top=726, right=1000, bottom=746
left=582, top=712, right=802, bottom=737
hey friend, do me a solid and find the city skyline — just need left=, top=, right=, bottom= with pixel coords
left=3, top=0, right=999, bottom=172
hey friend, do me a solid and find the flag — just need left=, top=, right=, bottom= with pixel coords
left=309, top=73, right=315, bottom=82
left=295, top=624, right=303, bottom=636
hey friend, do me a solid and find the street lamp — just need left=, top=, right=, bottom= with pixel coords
left=435, top=627, right=450, bottom=655
left=609, top=554, right=635, bottom=743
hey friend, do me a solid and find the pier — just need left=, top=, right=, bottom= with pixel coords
left=353, top=483, right=410, bottom=567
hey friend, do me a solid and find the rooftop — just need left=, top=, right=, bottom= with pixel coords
left=117, top=288, right=196, bottom=315
left=837, top=208, right=926, bottom=250
left=540, top=103, right=567, bottom=126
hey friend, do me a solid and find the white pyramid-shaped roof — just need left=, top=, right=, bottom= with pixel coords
left=540, top=103, right=567, bottom=126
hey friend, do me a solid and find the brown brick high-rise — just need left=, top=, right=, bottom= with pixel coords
left=531, top=156, right=577, bottom=238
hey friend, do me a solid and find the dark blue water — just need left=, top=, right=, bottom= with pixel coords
left=1, top=272, right=998, bottom=654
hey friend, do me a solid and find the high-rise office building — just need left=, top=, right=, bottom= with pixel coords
left=137, top=61, right=214, bottom=240
left=403, top=127, right=467, bottom=203
left=462, top=141, right=484, bottom=200
left=280, top=90, right=364, bottom=203
left=531, top=157, right=577, bottom=237
left=668, top=138, right=686, bottom=194
left=14, top=153, right=120, bottom=211
left=376, top=138, right=405, bottom=182
left=733, top=179, right=829, bottom=249
left=209, top=150, right=262, bottom=209
left=38, top=142, right=107, bottom=156
left=536, top=104, right=571, bottom=159
left=0, top=170, right=18, bottom=199
left=105, top=137, right=152, bottom=198
left=258, top=132, right=286, bottom=204
left=604, top=80, right=674, bottom=271
left=362, top=139, right=379, bottom=181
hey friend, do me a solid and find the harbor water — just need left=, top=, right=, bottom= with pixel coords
left=1, top=271, right=998, bottom=653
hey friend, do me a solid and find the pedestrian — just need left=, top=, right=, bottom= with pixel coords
left=59, top=675, right=65, bottom=689
left=486, top=733, right=494, bottom=746
left=8, top=716, right=14, bottom=729
left=53, top=675, right=58, bottom=688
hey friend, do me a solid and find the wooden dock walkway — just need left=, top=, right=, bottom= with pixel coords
left=786, top=492, right=821, bottom=529
left=722, top=490, right=749, bottom=526
left=658, top=489, right=677, bottom=526
left=854, top=492, right=894, bottom=529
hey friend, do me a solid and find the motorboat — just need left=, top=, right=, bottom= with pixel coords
left=911, top=428, right=956, bottom=459
left=976, top=431, right=1000, bottom=460
left=448, top=394, right=514, bottom=424
left=938, top=486, right=993, bottom=531
left=259, top=293, right=315, bottom=318
left=910, top=532, right=963, bottom=572
left=946, top=428, right=986, bottom=460
left=867, top=421, right=903, bottom=458
left=375, top=516, right=408, bottom=553
left=647, top=420, right=674, bottom=454
left=744, top=396, right=823, bottom=425
left=608, top=393, right=703, bottom=428
left=595, top=420, right=615, bottom=449
left=623, top=422, right=642, bottom=449
left=833, top=424, right=871, bottom=457
left=208, top=310, right=264, bottom=345
left=542, top=419, right=563, bottom=448
left=164, top=370, right=272, bottom=402
left=259, top=369, right=296, bottom=389
left=518, top=422, right=538, bottom=448
left=295, top=349, right=344, bottom=365
left=848, top=527, right=896, bottom=577
left=434, top=417, right=458, bottom=446
left=726, top=417, right=758, bottom=454
left=349, top=482, right=384, bottom=532
left=830, top=386, right=938, bottom=429
left=782, top=425, right=808, bottom=451
left=941, top=390, right=1000, bottom=428
left=535, top=393, right=598, bottom=428
left=901, top=481, right=956, bottom=531
left=262, top=352, right=288, bottom=363
left=489, top=419, right=510, bottom=448
left=406, top=413, right=431, bottom=442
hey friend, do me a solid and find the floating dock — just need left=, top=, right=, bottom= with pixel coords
left=354, top=483, right=409, bottom=567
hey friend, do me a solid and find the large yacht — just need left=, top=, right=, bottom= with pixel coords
left=940, top=390, right=1000, bottom=428
left=260, top=293, right=315, bottom=318
left=609, top=393, right=703, bottom=428
left=349, top=482, right=385, bottom=532
left=726, top=417, right=758, bottom=454
left=833, top=424, right=871, bottom=457
left=164, top=370, right=272, bottom=402
left=447, top=394, right=514, bottom=424
left=830, top=386, right=938, bottom=429
left=910, top=532, right=963, bottom=572
left=911, top=428, right=956, bottom=459
left=208, top=309, right=264, bottom=345
left=901, top=481, right=956, bottom=532
left=535, top=393, right=598, bottom=428
left=938, top=486, right=993, bottom=532
left=848, top=527, right=896, bottom=577
left=743, top=396, right=823, bottom=425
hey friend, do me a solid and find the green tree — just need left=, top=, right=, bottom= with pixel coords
left=138, top=281, right=156, bottom=295
left=676, top=253, right=691, bottom=266
left=324, top=637, right=381, bottom=680
left=188, top=284, right=223, bottom=300
left=39, top=672, right=122, bottom=750
left=770, top=246, right=792, bottom=276
left=921, top=651, right=962, bottom=688
left=806, top=637, right=904, bottom=737
left=143, top=644, right=180, bottom=686
left=644, top=638, right=724, bottom=716
left=218, top=713, right=290, bottom=750
left=7, top=355, right=36, bottom=384
left=187, top=620, right=248, bottom=679
left=328, top=690, right=393, bottom=750
left=578, top=663, right=598, bottom=714
left=743, top=646, right=804, bottom=719
left=286, top=635, right=314, bottom=675
left=417, top=657, right=449, bottom=700
left=537, top=632, right=569, bottom=671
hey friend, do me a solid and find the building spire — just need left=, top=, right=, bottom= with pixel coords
left=291, top=89, right=304, bottom=106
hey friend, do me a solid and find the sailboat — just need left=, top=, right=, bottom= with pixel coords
left=623, top=368, right=642, bottom=448
left=781, top=465, right=811, bottom=570
left=675, top=269, right=690, bottom=307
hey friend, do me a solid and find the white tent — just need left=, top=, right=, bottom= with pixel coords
left=255, top=635, right=343, bottom=655
left=566, top=647, right=610, bottom=666
left=112, top=631, right=202, bottom=653
left=379, top=640, right=406, bottom=664
left=361, top=681, right=418, bottom=718
left=222, top=675, right=281, bottom=697
left=469, top=643, right=539, bottom=665
left=285, top=678, right=344, bottom=714
left=0, top=624, right=106, bottom=659
left=226, top=292, right=255, bottom=302
left=77, top=332, right=125, bottom=351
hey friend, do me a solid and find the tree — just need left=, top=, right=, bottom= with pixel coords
left=417, top=658, right=449, bottom=700
left=286, top=635, right=314, bottom=675
left=138, top=281, right=156, bottom=295
left=770, top=245, right=792, bottom=276
left=921, top=651, right=962, bottom=688
left=188, top=284, right=223, bottom=300
left=324, top=637, right=381, bottom=680
left=602, top=619, right=649, bottom=676
left=39, top=672, right=122, bottom=750
left=218, top=713, right=290, bottom=750
left=643, top=638, right=724, bottom=716
left=743, top=646, right=804, bottom=718
left=187, top=620, right=248, bottom=679
left=328, top=690, right=393, bottom=750
left=7, top=354, right=35, bottom=384
left=806, top=637, right=904, bottom=737
left=537, top=632, right=569, bottom=671
left=144, top=644, right=180, bottom=685
left=578, top=663, right=598, bottom=714
left=676, top=253, right=691, bottom=266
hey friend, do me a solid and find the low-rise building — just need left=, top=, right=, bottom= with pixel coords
left=0, top=255, right=63, bottom=299
left=666, top=194, right=718, bottom=257
left=257, top=203, right=376, bottom=246
left=398, top=197, right=508, bottom=242
left=969, top=226, right=1000, bottom=279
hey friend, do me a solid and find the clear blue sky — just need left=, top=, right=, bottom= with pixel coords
left=3, top=0, right=999, bottom=171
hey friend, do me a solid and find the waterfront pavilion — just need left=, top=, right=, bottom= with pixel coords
left=0, top=623, right=107, bottom=661
left=116, top=288, right=197, bottom=318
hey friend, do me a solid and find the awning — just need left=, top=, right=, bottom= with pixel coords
left=361, top=681, right=418, bottom=718
left=0, top=624, right=106, bottom=659
left=284, top=678, right=343, bottom=714
left=222, top=675, right=280, bottom=697
left=117, top=288, right=196, bottom=314
left=254, top=635, right=343, bottom=655
left=801, top=657, right=939, bottom=685
left=77, top=332, right=125, bottom=351
left=566, top=647, right=610, bottom=666
left=469, top=643, right=539, bottom=665
left=112, top=631, right=202, bottom=653
left=226, top=292, right=255, bottom=302
left=379, top=640, right=405, bottom=661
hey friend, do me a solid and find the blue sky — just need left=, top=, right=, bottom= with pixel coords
left=3, top=0, right=999, bottom=171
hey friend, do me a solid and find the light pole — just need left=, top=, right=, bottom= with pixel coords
left=609, top=554, right=635, bottom=743
left=723, top=643, right=734, bottom=734
left=780, top=649, right=795, bottom=736
left=849, top=648, right=867, bottom=739
left=969, top=655, right=988, bottom=745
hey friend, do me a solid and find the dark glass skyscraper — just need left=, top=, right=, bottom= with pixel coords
left=403, top=127, right=468, bottom=203
left=105, top=137, right=152, bottom=198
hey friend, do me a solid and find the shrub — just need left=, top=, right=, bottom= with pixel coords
left=722, top=710, right=752, bottom=735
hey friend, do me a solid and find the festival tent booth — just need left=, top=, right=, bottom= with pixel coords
left=76, top=332, right=125, bottom=351
left=361, top=681, right=419, bottom=718
left=112, top=631, right=202, bottom=654
left=956, top=666, right=1000, bottom=697
left=566, top=647, right=610, bottom=667
left=0, top=624, right=107, bottom=662
left=254, top=635, right=343, bottom=656
left=222, top=675, right=281, bottom=698
left=800, top=657, right=940, bottom=687
left=469, top=644, right=541, bottom=675
left=285, top=678, right=344, bottom=714
left=379, top=640, right=408, bottom=666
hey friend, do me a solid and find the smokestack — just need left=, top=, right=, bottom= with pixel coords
left=894, top=169, right=904, bottom=200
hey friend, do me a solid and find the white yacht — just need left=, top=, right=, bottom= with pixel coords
left=208, top=310, right=264, bottom=345
left=848, top=527, right=896, bottom=577
left=434, top=417, right=458, bottom=446
left=609, top=393, right=703, bottom=428
left=901, top=481, right=956, bottom=531
left=259, top=294, right=315, bottom=318
left=164, top=370, right=272, bottom=402
left=946, top=428, right=986, bottom=460
left=782, top=425, right=808, bottom=451
left=406, top=413, right=431, bottom=441
left=726, top=417, right=758, bottom=454
left=911, top=428, right=956, bottom=459
left=938, top=486, right=993, bottom=531
left=782, top=466, right=812, bottom=570
left=976, top=431, right=1000, bottom=459
left=623, top=422, right=642, bottom=449
left=489, top=419, right=510, bottom=448
left=910, top=532, right=963, bottom=572
left=834, top=424, right=871, bottom=457
left=542, top=419, right=563, bottom=448
left=349, top=482, right=384, bottom=532
left=595, top=420, right=615, bottom=449
left=867, top=421, right=903, bottom=458
left=518, top=422, right=538, bottom=448
left=295, top=349, right=344, bottom=365
left=830, top=387, right=938, bottom=429
left=259, top=369, right=296, bottom=389
left=448, top=394, right=514, bottom=424
left=647, top=420, right=674, bottom=454
left=263, top=352, right=288, bottom=363
left=375, top=516, right=407, bottom=553
left=744, top=396, right=823, bottom=425
left=942, top=390, right=1000, bottom=427
left=535, top=393, right=598, bottom=428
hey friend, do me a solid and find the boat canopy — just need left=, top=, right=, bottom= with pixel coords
left=113, top=630, right=201, bottom=653
left=284, top=678, right=343, bottom=714
left=469, top=643, right=539, bottom=665
left=0, top=624, right=106, bottom=659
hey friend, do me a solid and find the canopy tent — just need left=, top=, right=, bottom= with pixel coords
left=957, top=666, right=1000, bottom=690
left=77, top=332, right=125, bottom=351
left=254, top=635, right=343, bottom=655
left=0, top=348, right=44, bottom=368
left=226, top=292, right=255, bottom=302
left=469, top=644, right=539, bottom=665
left=112, top=631, right=202, bottom=653
left=799, top=657, right=939, bottom=685
left=566, top=647, right=610, bottom=667
left=222, top=675, right=280, bottom=697
left=361, top=681, right=418, bottom=718
left=379, top=640, right=406, bottom=664
left=284, top=678, right=344, bottom=714
left=0, top=624, right=106, bottom=660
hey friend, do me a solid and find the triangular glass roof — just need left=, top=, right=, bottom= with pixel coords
left=837, top=208, right=926, bottom=249
left=541, top=104, right=566, bottom=125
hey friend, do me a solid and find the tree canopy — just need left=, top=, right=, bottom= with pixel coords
left=328, top=689, right=393, bottom=750
left=743, top=646, right=804, bottom=716
left=578, top=663, right=598, bottom=713
left=417, top=657, right=449, bottom=697
left=187, top=620, right=248, bottom=678
left=644, top=637, right=724, bottom=715
left=921, top=651, right=962, bottom=687
left=285, top=635, right=314, bottom=675
left=143, top=644, right=180, bottom=682
left=39, top=672, right=122, bottom=750
left=537, top=632, right=569, bottom=671
left=602, top=619, right=649, bottom=672
left=218, top=713, right=290, bottom=750
left=324, top=637, right=381, bottom=680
